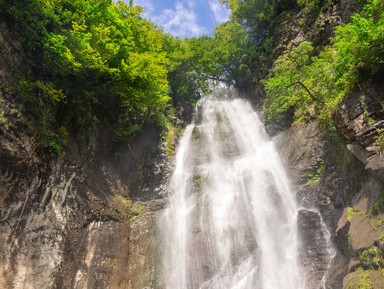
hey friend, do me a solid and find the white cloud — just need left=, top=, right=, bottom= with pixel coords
left=132, top=0, right=227, bottom=37
left=208, top=0, right=229, bottom=24
left=153, top=2, right=206, bottom=38
left=133, top=0, right=154, bottom=15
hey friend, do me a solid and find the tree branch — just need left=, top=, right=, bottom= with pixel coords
left=287, top=80, right=325, bottom=104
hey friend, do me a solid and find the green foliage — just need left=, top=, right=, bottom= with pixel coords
left=164, top=35, right=213, bottom=104
left=347, top=207, right=362, bottom=223
left=334, top=0, right=384, bottom=78
left=17, top=79, right=67, bottom=155
left=115, top=193, right=144, bottom=223
left=359, top=246, right=383, bottom=269
left=163, top=19, right=258, bottom=101
left=305, top=162, right=325, bottom=185
left=227, top=0, right=296, bottom=36
left=41, top=130, right=66, bottom=156
left=1, top=0, right=382, bottom=159
left=1, top=0, right=174, bottom=152
left=374, top=128, right=384, bottom=152
left=175, top=21, right=252, bottom=89
left=159, top=115, right=178, bottom=157
left=263, top=41, right=318, bottom=121
left=219, top=0, right=293, bottom=91
left=211, top=21, right=253, bottom=88
left=263, top=0, right=384, bottom=126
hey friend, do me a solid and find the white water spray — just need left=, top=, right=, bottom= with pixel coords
left=161, top=92, right=306, bottom=289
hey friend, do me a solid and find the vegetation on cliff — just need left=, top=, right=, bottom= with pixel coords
left=222, top=0, right=383, bottom=151
left=0, top=0, right=382, bottom=153
left=0, top=0, right=169, bottom=153
left=0, top=0, right=217, bottom=154
left=264, top=0, right=384, bottom=126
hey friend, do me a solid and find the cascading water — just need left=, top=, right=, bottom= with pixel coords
left=160, top=91, right=306, bottom=289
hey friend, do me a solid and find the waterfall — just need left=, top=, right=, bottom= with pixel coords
left=160, top=91, right=305, bottom=289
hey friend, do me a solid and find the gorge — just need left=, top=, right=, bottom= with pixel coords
left=0, top=0, right=384, bottom=288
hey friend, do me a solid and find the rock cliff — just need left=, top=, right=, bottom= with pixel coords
left=275, top=100, right=384, bottom=288
left=0, top=22, right=167, bottom=289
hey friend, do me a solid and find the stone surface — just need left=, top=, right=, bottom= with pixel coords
left=273, top=117, right=384, bottom=289
left=348, top=187, right=384, bottom=251
left=334, top=81, right=384, bottom=180
left=343, top=270, right=384, bottom=289
left=347, top=142, right=369, bottom=164
left=365, top=153, right=384, bottom=179
left=298, top=209, right=334, bottom=288
left=127, top=201, right=165, bottom=289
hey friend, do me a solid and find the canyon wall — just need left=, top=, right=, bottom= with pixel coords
left=0, top=22, right=167, bottom=289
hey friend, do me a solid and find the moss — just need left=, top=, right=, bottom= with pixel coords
left=304, top=162, right=325, bottom=185
left=0, top=97, right=6, bottom=123
left=128, top=202, right=145, bottom=223
left=157, top=110, right=181, bottom=157
left=347, top=207, right=362, bottom=223
left=359, top=246, right=384, bottom=270
left=165, top=127, right=175, bottom=156
left=346, top=271, right=373, bottom=289
left=115, top=193, right=145, bottom=223
left=0, top=110, right=6, bottom=123
left=379, top=233, right=384, bottom=242
left=325, top=129, right=369, bottom=197
left=327, top=130, right=360, bottom=174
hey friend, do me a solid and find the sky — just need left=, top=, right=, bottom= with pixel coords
left=131, top=0, right=230, bottom=38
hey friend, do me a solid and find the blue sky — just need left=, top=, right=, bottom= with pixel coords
left=131, top=0, right=229, bottom=38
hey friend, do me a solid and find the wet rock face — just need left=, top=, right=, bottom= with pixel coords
left=0, top=21, right=169, bottom=289
left=298, top=209, right=333, bottom=289
left=0, top=20, right=171, bottom=289
left=0, top=127, right=168, bottom=289
left=274, top=115, right=384, bottom=288
left=343, top=270, right=384, bottom=289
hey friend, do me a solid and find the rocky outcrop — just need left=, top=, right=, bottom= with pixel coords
left=334, top=80, right=384, bottom=180
left=0, top=122, right=169, bottom=289
left=297, top=208, right=335, bottom=288
left=274, top=116, right=384, bottom=288
left=275, top=121, right=346, bottom=289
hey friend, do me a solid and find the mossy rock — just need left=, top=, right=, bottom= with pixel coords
left=343, top=269, right=384, bottom=289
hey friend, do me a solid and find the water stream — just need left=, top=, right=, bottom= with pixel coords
left=161, top=92, right=320, bottom=289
